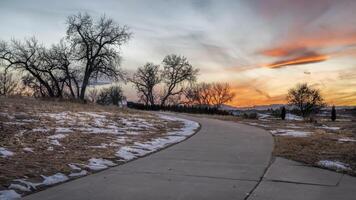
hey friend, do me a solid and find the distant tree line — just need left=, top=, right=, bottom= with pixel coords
left=127, top=102, right=232, bottom=115
left=130, top=60, right=236, bottom=107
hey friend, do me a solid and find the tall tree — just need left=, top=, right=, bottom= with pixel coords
left=160, top=54, right=198, bottom=106
left=130, top=63, right=161, bottom=105
left=287, top=83, right=325, bottom=118
left=66, top=12, right=131, bottom=100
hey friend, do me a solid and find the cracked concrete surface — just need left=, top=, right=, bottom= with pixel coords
left=24, top=114, right=356, bottom=200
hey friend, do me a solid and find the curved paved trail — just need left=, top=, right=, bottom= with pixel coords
left=25, top=114, right=355, bottom=200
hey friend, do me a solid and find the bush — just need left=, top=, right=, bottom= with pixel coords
left=281, top=106, right=286, bottom=120
left=126, top=102, right=232, bottom=115
left=331, top=105, right=336, bottom=122
left=242, top=112, right=257, bottom=119
left=96, top=85, right=125, bottom=106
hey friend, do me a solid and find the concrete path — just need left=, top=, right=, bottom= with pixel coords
left=24, top=114, right=356, bottom=200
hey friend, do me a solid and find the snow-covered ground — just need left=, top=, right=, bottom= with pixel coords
left=0, top=113, right=199, bottom=199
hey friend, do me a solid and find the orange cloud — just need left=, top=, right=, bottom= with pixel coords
left=265, top=54, right=329, bottom=68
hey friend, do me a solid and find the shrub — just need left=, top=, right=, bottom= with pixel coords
left=242, top=112, right=257, bottom=119
left=281, top=106, right=286, bottom=120
left=96, top=85, right=126, bottom=106
left=331, top=105, right=336, bottom=122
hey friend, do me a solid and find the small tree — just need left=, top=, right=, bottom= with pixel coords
left=281, top=106, right=286, bottom=120
left=130, top=63, right=161, bottom=106
left=331, top=105, right=336, bottom=122
left=287, top=83, right=325, bottom=118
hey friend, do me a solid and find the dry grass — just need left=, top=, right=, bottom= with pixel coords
left=0, top=96, right=182, bottom=191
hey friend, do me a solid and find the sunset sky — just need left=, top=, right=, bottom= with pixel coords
left=0, top=0, right=355, bottom=106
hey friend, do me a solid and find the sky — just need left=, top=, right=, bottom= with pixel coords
left=0, top=0, right=355, bottom=106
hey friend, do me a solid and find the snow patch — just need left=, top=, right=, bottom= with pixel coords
left=86, top=158, right=116, bottom=171
left=270, top=129, right=310, bottom=137
left=41, top=173, right=69, bottom=186
left=23, top=147, right=34, bottom=153
left=68, top=164, right=81, bottom=171
left=0, top=147, right=14, bottom=158
left=317, top=160, right=350, bottom=171
left=48, top=134, right=67, bottom=139
left=49, top=139, right=61, bottom=146
left=338, top=137, right=356, bottom=142
left=115, top=114, right=199, bottom=161
left=55, top=128, right=73, bottom=133
left=8, top=184, right=31, bottom=192
left=285, top=113, right=303, bottom=121
left=69, top=170, right=88, bottom=177
left=32, top=128, right=50, bottom=132
left=320, top=125, right=340, bottom=131
left=0, top=190, right=21, bottom=200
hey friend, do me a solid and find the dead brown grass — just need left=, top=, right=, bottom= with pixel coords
left=0, top=96, right=183, bottom=191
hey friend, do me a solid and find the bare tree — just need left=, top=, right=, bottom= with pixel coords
left=184, top=82, right=235, bottom=108
left=183, top=82, right=212, bottom=105
left=66, top=12, right=131, bottom=100
left=210, top=83, right=236, bottom=108
left=0, top=68, right=18, bottom=96
left=42, top=40, right=80, bottom=99
left=0, top=38, right=60, bottom=97
left=160, top=54, right=198, bottom=106
left=287, top=83, right=325, bottom=118
left=130, top=63, right=161, bottom=105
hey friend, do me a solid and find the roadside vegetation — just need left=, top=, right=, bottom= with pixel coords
left=192, top=83, right=356, bottom=176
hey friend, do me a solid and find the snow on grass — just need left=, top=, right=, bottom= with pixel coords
left=85, top=158, right=116, bottom=171
left=257, top=113, right=270, bottom=119
left=68, top=163, right=81, bottom=170
left=320, top=125, right=340, bottom=131
left=338, top=137, right=356, bottom=142
left=115, top=147, right=138, bottom=160
left=41, top=173, right=69, bottom=186
left=13, top=179, right=41, bottom=190
left=49, top=139, right=61, bottom=146
left=317, top=160, right=350, bottom=171
left=48, top=133, right=67, bottom=139
left=12, top=173, right=68, bottom=192
left=0, top=147, right=14, bottom=158
left=247, top=122, right=269, bottom=128
left=8, top=184, right=31, bottom=192
left=0, top=190, right=21, bottom=200
left=285, top=113, right=303, bottom=121
left=32, top=128, right=50, bottom=132
left=116, top=114, right=199, bottom=161
left=55, top=127, right=73, bottom=133
left=69, top=170, right=88, bottom=177
left=270, top=129, right=311, bottom=137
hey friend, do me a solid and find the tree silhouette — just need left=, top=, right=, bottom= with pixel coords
left=287, top=83, right=325, bottom=118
